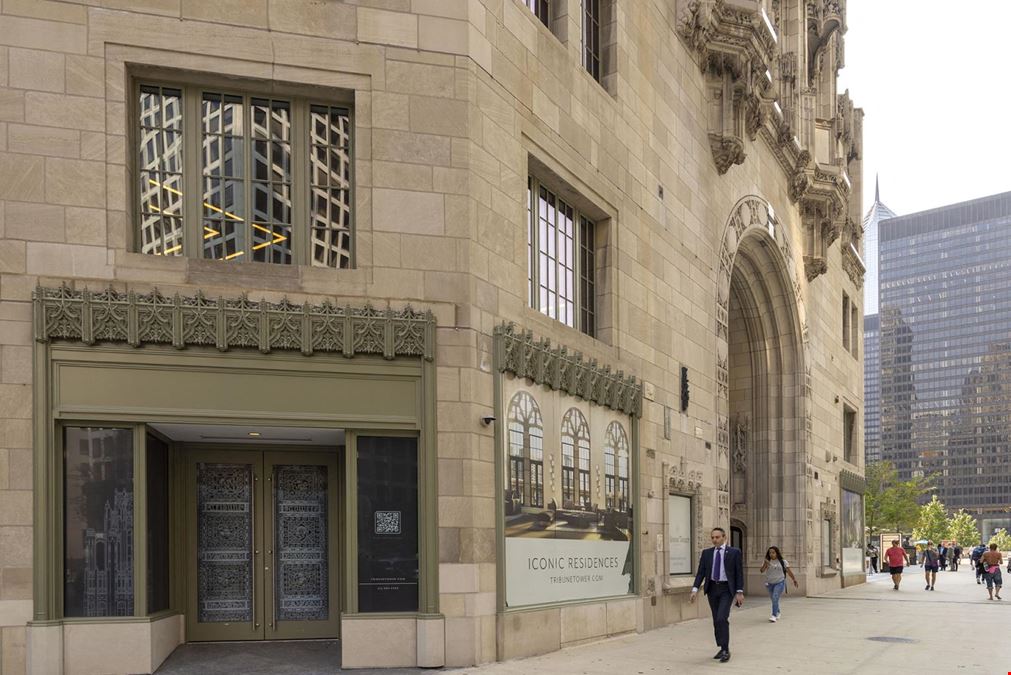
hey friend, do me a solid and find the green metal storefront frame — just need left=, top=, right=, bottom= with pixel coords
left=31, top=285, right=440, bottom=631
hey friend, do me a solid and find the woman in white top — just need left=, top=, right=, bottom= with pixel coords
left=760, top=546, right=799, bottom=622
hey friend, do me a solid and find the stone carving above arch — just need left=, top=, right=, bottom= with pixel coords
left=715, top=196, right=805, bottom=342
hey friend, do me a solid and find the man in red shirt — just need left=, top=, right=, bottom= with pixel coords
left=884, top=539, right=909, bottom=590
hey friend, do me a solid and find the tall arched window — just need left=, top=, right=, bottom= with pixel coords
left=605, top=421, right=630, bottom=511
left=561, top=409, right=591, bottom=509
left=507, top=391, right=544, bottom=508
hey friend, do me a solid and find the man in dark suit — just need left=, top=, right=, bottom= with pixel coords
left=690, top=527, right=745, bottom=663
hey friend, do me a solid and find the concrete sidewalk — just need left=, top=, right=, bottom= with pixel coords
left=456, top=567, right=1009, bottom=674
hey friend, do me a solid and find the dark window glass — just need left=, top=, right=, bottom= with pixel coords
left=357, top=436, right=419, bottom=612
left=524, top=0, right=550, bottom=27
left=583, top=0, right=601, bottom=81
left=146, top=433, right=170, bottom=614
left=64, top=427, right=134, bottom=617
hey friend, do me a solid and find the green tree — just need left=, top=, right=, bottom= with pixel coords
left=989, top=528, right=1011, bottom=552
left=912, top=496, right=948, bottom=544
left=947, top=510, right=980, bottom=547
left=863, top=460, right=893, bottom=539
left=864, top=461, right=932, bottom=535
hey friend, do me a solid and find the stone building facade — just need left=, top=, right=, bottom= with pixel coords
left=0, top=0, right=865, bottom=672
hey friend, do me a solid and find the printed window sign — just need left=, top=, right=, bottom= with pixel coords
left=668, top=494, right=693, bottom=575
left=502, top=380, right=635, bottom=607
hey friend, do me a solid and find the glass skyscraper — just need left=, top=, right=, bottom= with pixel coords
left=862, top=179, right=895, bottom=465
left=878, top=191, right=1011, bottom=519
left=863, top=314, right=881, bottom=463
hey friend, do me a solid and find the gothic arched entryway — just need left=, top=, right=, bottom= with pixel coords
left=715, top=196, right=809, bottom=592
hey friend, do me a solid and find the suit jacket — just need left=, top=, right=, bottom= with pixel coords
left=693, top=545, right=745, bottom=595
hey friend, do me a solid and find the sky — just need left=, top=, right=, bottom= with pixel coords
left=836, top=1, right=1011, bottom=218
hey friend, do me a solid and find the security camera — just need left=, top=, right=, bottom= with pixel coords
left=481, top=415, right=496, bottom=426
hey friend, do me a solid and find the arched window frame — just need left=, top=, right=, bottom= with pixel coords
left=561, top=408, right=591, bottom=509
left=605, top=421, right=630, bottom=512
left=507, top=391, right=545, bottom=508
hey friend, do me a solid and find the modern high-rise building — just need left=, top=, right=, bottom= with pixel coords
left=861, top=180, right=896, bottom=465
left=863, top=314, right=881, bottom=463
left=878, top=191, right=1011, bottom=523
left=862, top=178, right=897, bottom=317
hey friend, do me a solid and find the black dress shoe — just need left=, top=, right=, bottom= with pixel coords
left=713, top=650, right=725, bottom=659
left=720, top=651, right=731, bottom=663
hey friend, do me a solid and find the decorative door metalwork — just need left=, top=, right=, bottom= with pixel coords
left=274, top=465, right=328, bottom=622
left=196, top=463, right=253, bottom=623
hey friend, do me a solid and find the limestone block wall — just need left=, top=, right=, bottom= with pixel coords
left=0, top=0, right=863, bottom=670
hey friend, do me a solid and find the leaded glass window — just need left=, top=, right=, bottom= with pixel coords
left=136, top=82, right=353, bottom=268
left=138, top=85, right=184, bottom=256
left=561, top=408, right=591, bottom=509
left=309, top=105, right=353, bottom=268
left=527, top=176, right=598, bottom=336
left=606, top=421, right=630, bottom=511
left=507, top=391, right=545, bottom=508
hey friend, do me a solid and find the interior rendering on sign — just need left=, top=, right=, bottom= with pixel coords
left=502, top=379, right=635, bottom=607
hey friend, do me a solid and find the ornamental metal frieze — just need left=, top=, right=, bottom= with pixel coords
left=33, top=285, right=434, bottom=360
left=493, top=323, right=643, bottom=418
left=839, top=469, right=866, bottom=495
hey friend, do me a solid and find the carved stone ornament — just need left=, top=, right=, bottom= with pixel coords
left=806, top=0, right=845, bottom=87
left=33, top=284, right=435, bottom=360
left=668, top=457, right=705, bottom=494
left=795, top=165, right=849, bottom=281
left=493, top=322, right=643, bottom=418
left=679, top=0, right=776, bottom=175
left=732, top=413, right=749, bottom=473
left=841, top=242, right=865, bottom=288
left=710, top=134, right=747, bottom=174
left=820, top=499, right=838, bottom=524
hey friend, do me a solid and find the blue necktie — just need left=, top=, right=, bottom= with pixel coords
left=713, top=546, right=723, bottom=582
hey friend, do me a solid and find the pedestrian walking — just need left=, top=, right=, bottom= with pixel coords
left=921, top=541, right=939, bottom=591
left=937, top=543, right=948, bottom=571
left=971, top=542, right=987, bottom=584
left=760, top=546, right=798, bottom=622
left=980, top=544, right=1003, bottom=600
left=690, top=527, right=744, bottom=663
left=951, top=545, right=962, bottom=571
left=866, top=542, right=879, bottom=573
left=884, top=539, right=909, bottom=590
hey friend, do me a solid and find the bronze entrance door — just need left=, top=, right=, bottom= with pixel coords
left=185, top=449, right=340, bottom=641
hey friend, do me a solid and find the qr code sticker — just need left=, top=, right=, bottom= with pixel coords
left=374, top=510, right=402, bottom=535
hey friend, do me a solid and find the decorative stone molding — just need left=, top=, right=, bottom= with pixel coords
left=806, top=0, right=845, bottom=87
left=667, top=458, right=705, bottom=494
left=710, top=134, right=747, bottom=175
left=819, top=499, right=838, bottom=524
left=732, top=413, right=749, bottom=473
left=841, top=242, right=865, bottom=288
left=795, top=163, right=849, bottom=281
left=716, top=196, right=805, bottom=341
left=839, top=469, right=866, bottom=494
left=678, top=0, right=776, bottom=174
left=493, top=323, right=643, bottom=418
left=33, top=284, right=435, bottom=360
left=717, top=415, right=730, bottom=461
left=665, top=459, right=708, bottom=572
